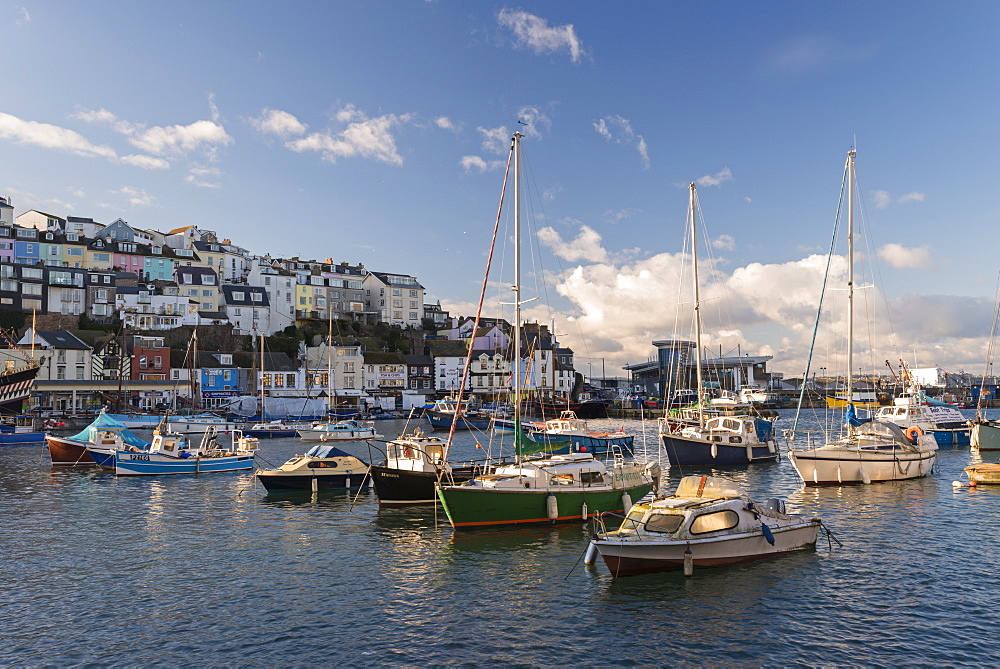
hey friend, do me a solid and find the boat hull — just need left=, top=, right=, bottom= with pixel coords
left=425, top=411, right=492, bottom=431
left=256, top=471, right=367, bottom=491
left=436, top=483, right=653, bottom=529
left=243, top=428, right=298, bottom=438
left=971, top=421, right=1000, bottom=451
left=660, top=433, right=777, bottom=466
left=0, top=431, right=45, bottom=445
left=370, top=464, right=483, bottom=505
left=165, top=420, right=244, bottom=434
left=595, top=522, right=821, bottom=577
left=115, top=451, right=254, bottom=475
left=965, top=463, right=1000, bottom=485
left=528, top=432, right=634, bottom=457
left=46, top=434, right=96, bottom=466
left=788, top=448, right=936, bottom=485
left=296, top=428, right=378, bottom=441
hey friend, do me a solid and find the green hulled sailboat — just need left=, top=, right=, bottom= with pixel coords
left=435, top=132, right=658, bottom=529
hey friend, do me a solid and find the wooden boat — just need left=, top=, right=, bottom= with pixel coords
left=590, top=475, right=821, bottom=577
left=114, top=426, right=256, bottom=476
left=46, top=410, right=150, bottom=466
left=256, top=443, right=370, bottom=491
left=964, top=463, right=1000, bottom=485
left=787, top=151, right=938, bottom=485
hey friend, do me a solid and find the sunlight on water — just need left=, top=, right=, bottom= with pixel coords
left=1, top=411, right=998, bottom=664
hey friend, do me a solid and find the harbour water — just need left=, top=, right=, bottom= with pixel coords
left=2, top=410, right=999, bottom=665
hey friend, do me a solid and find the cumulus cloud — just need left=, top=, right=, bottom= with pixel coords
left=537, top=225, right=609, bottom=263
left=696, top=167, right=733, bottom=187
left=593, top=115, right=649, bottom=169
left=460, top=155, right=506, bottom=173
left=0, top=112, right=117, bottom=160
left=285, top=106, right=413, bottom=165
left=250, top=108, right=307, bottom=138
left=478, top=125, right=513, bottom=155
left=435, top=116, right=455, bottom=130
left=129, top=120, right=232, bottom=157
left=16, top=7, right=29, bottom=24
left=185, top=164, right=222, bottom=188
left=497, top=9, right=586, bottom=63
left=516, top=106, right=551, bottom=139
left=878, top=243, right=931, bottom=269
left=711, top=234, right=736, bottom=251
left=898, top=192, right=925, bottom=203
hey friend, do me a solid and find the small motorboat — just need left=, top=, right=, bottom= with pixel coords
left=256, top=443, right=370, bottom=491
left=244, top=420, right=301, bottom=438
left=590, top=475, right=821, bottom=577
left=47, top=410, right=150, bottom=466
left=297, top=419, right=380, bottom=442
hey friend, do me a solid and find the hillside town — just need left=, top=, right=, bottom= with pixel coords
left=0, top=196, right=595, bottom=416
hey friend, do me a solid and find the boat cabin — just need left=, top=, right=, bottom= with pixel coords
left=681, top=416, right=773, bottom=445
left=386, top=429, right=448, bottom=472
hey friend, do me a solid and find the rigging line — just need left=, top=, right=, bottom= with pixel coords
left=790, top=156, right=850, bottom=435
left=441, top=140, right=514, bottom=465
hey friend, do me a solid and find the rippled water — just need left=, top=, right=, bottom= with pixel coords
left=2, top=411, right=999, bottom=665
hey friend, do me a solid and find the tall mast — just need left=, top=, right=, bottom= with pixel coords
left=846, top=150, right=856, bottom=412
left=327, top=303, right=333, bottom=415
left=513, top=131, right=524, bottom=463
left=690, top=183, right=705, bottom=427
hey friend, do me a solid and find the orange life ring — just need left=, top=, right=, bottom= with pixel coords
left=905, top=426, right=924, bottom=442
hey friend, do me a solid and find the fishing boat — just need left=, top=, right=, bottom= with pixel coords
left=0, top=414, right=45, bottom=445
left=369, top=428, right=498, bottom=505
left=46, top=410, right=151, bottom=466
left=256, top=443, right=370, bottom=491
left=296, top=419, right=380, bottom=442
left=590, top=475, right=822, bottom=577
left=963, top=463, right=1000, bottom=485
left=524, top=410, right=633, bottom=456
left=787, top=150, right=938, bottom=484
left=872, top=361, right=970, bottom=447
left=656, top=183, right=779, bottom=466
left=114, top=426, right=257, bottom=476
left=436, top=132, right=658, bottom=529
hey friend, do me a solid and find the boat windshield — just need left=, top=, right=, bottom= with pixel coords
left=675, top=475, right=743, bottom=499
left=618, top=507, right=647, bottom=532
left=644, top=513, right=684, bottom=534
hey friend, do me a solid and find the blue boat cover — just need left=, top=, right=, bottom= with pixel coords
left=69, top=412, right=151, bottom=449
left=305, top=444, right=353, bottom=459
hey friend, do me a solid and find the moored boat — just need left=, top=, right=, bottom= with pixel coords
left=165, top=413, right=245, bottom=435
left=425, top=398, right=492, bottom=431
left=525, top=410, right=633, bottom=456
left=971, top=419, right=1000, bottom=451
left=244, top=420, right=301, bottom=438
left=114, top=426, right=257, bottom=476
left=46, top=410, right=150, bottom=466
left=874, top=362, right=970, bottom=447
left=0, top=414, right=45, bottom=445
left=256, top=443, right=370, bottom=491
left=963, top=463, right=1000, bottom=485
left=296, top=419, right=380, bottom=442
left=590, top=475, right=821, bottom=577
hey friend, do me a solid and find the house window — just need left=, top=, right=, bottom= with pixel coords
left=251, top=293, right=262, bottom=302
left=232, top=292, right=244, bottom=301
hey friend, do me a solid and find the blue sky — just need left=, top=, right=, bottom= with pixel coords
left=3, top=1, right=1000, bottom=379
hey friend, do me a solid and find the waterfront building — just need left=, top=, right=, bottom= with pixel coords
left=196, top=351, right=246, bottom=411
left=426, top=339, right=470, bottom=394
left=128, top=334, right=170, bottom=381
left=221, top=284, right=270, bottom=335
left=363, top=271, right=424, bottom=328
left=363, top=350, right=407, bottom=409
left=18, top=329, right=92, bottom=382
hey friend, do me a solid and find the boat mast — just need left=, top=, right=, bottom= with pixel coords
left=690, top=183, right=705, bottom=428
left=513, top=131, right=524, bottom=464
left=327, top=304, right=333, bottom=416
left=846, top=150, right=855, bottom=418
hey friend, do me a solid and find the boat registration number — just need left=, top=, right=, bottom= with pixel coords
left=129, top=454, right=150, bottom=461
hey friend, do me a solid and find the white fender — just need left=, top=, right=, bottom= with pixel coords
left=621, top=492, right=633, bottom=514
left=710, top=443, right=718, bottom=459
left=546, top=493, right=559, bottom=520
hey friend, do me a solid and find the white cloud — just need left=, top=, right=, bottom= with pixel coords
left=879, top=243, right=932, bottom=269
left=764, top=35, right=873, bottom=75
left=120, top=154, right=170, bottom=170
left=516, top=106, right=551, bottom=139
left=478, top=125, right=511, bottom=155
left=129, top=120, right=232, bottom=157
left=711, top=234, right=736, bottom=251
left=898, top=192, right=925, bottom=204
left=208, top=92, right=220, bottom=123
left=184, top=164, right=222, bottom=188
left=285, top=106, right=412, bottom=165
left=871, top=190, right=892, bottom=209
left=114, top=186, right=155, bottom=207
left=593, top=115, right=649, bottom=169
left=603, top=207, right=640, bottom=223
left=537, top=224, right=609, bottom=263
left=16, top=7, right=29, bottom=24
left=0, top=112, right=118, bottom=160
left=250, top=108, right=308, bottom=138
left=696, top=167, right=733, bottom=187
left=497, top=9, right=586, bottom=63
left=435, top=116, right=455, bottom=130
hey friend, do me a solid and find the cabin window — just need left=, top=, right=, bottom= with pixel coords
left=580, top=471, right=604, bottom=486
left=308, top=461, right=338, bottom=468
left=551, top=474, right=575, bottom=486
left=728, top=436, right=743, bottom=444
left=644, top=513, right=684, bottom=533
left=690, top=510, right=740, bottom=534
left=620, top=508, right=647, bottom=532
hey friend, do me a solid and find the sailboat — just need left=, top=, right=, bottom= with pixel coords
left=873, top=360, right=970, bottom=447
left=969, top=287, right=1000, bottom=451
left=656, top=184, right=779, bottom=466
left=787, top=150, right=938, bottom=484
left=435, top=132, right=657, bottom=529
